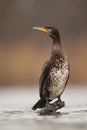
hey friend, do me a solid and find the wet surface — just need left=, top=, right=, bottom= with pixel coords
left=0, top=86, right=87, bottom=130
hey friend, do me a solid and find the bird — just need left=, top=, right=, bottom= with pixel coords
left=32, top=26, right=70, bottom=113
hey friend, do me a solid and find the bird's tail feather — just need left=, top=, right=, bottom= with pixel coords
left=32, top=98, right=46, bottom=110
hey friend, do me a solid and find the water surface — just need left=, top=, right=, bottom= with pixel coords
left=0, top=86, right=87, bottom=130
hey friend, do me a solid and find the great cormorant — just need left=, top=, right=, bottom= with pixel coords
left=32, top=26, right=70, bottom=113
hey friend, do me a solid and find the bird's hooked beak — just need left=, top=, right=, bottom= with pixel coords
left=33, top=26, right=50, bottom=34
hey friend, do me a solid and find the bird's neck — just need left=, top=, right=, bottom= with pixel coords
left=51, top=40, right=63, bottom=54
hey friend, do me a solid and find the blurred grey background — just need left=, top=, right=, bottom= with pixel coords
left=0, top=0, right=87, bottom=86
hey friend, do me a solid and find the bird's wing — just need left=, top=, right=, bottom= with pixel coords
left=39, top=60, right=51, bottom=98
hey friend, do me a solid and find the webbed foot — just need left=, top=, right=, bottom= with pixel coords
left=38, top=103, right=55, bottom=114
left=54, top=99, right=65, bottom=109
left=54, top=101, right=65, bottom=109
left=44, top=103, right=54, bottom=113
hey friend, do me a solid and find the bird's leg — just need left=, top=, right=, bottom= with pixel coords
left=39, top=97, right=65, bottom=114
left=44, top=98, right=54, bottom=113
left=53, top=96, right=65, bottom=109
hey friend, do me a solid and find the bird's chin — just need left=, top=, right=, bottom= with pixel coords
left=48, top=34, right=53, bottom=39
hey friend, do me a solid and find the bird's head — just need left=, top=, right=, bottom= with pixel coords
left=33, top=26, right=60, bottom=43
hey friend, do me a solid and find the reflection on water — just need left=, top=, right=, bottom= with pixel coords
left=0, top=86, right=87, bottom=130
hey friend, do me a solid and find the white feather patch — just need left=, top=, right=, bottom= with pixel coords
left=49, top=67, right=69, bottom=100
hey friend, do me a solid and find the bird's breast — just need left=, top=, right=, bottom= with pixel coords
left=49, top=66, right=69, bottom=100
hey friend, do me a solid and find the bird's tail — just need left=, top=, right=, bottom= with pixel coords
left=32, top=98, right=46, bottom=110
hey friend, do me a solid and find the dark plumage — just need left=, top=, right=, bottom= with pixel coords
left=32, top=26, right=70, bottom=112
